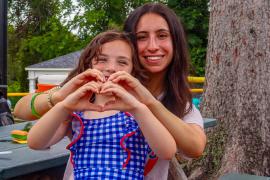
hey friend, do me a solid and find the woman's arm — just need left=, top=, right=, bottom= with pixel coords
left=101, top=82, right=177, bottom=160
left=109, top=71, right=206, bottom=158
left=148, top=100, right=206, bottom=158
left=14, top=69, right=105, bottom=120
left=14, top=93, right=49, bottom=120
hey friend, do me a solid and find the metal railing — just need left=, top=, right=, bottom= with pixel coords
left=7, top=76, right=205, bottom=97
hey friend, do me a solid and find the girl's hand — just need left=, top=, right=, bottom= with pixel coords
left=100, top=81, right=142, bottom=112
left=54, top=69, right=105, bottom=103
left=61, top=81, right=103, bottom=112
left=108, top=71, right=156, bottom=106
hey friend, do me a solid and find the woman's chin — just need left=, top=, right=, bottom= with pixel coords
left=144, top=66, right=167, bottom=74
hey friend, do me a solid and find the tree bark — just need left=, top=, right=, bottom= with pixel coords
left=200, top=0, right=270, bottom=178
left=168, top=157, right=188, bottom=180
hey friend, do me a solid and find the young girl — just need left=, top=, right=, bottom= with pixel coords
left=27, top=30, right=176, bottom=179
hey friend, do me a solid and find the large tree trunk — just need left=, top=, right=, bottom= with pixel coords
left=200, top=0, right=270, bottom=178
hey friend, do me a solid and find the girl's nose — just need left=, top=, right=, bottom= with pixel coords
left=104, top=63, right=116, bottom=75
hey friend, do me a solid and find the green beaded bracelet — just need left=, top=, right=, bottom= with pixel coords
left=30, top=93, right=43, bottom=118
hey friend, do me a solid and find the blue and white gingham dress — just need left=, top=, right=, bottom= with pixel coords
left=66, top=111, right=149, bottom=180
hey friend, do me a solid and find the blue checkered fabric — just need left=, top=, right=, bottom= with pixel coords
left=68, top=111, right=149, bottom=180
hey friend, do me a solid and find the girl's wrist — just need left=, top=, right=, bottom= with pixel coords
left=56, top=101, right=74, bottom=114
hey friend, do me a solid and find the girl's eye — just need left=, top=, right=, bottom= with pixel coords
left=118, top=60, right=128, bottom=65
left=96, top=58, right=107, bottom=63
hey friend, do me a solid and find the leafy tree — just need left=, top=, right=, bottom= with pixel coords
left=168, top=0, right=209, bottom=76
left=8, top=0, right=82, bottom=91
left=68, top=0, right=159, bottom=44
left=8, top=0, right=208, bottom=92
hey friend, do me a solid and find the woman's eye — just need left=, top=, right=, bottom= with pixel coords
left=158, top=33, right=169, bottom=39
left=136, top=34, right=148, bottom=41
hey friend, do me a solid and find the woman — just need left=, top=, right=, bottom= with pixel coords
left=120, top=3, right=206, bottom=179
left=14, top=3, right=206, bottom=179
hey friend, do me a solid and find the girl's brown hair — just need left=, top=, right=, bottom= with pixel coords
left=124, top=3, right=192, bottom=118
left=61, top=30, right=142, bottom=85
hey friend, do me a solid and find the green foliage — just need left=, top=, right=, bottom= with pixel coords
left=69, top=0, right=164, bottom=40
left=7, top=0, right=208, bottom=94
left=8, top=0, right=84, bottom=91
left=190, top=47, right=207, bottom=76
left=7, top=81, right=21, bottom=92
left=168, top=0, right=209, bottom=76
left=7, top=81, right=21, bottom=109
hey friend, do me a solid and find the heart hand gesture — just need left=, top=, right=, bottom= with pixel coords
left=61, top=81, right=103, bottom=112
left=100, top=81, right=142, bottom=113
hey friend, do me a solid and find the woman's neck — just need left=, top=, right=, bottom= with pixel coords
left=146, top=72, right=166, bottom=98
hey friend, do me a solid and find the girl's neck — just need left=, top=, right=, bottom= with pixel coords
left=84, top=94, right=119, bottom=119
left=146, top=72, right=166, bottom=98
left=94, top=94, right=112, bottom=106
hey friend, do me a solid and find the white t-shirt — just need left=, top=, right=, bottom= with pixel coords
left=144, top=104, right=203, bottom=180
left=63, top=104, right=203, bottom=180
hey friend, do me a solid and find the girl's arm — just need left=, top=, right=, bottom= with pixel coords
left=28, top=81, right=102, bottom=150
left=101, top=82, right=177, bottom=160
left=27, top=104, right=71, bottom=149
left=14, top=69, right=105, bottom=120
left=108, top=71, right=206, bottom=158
left=130, top=104, right=177, bottom=159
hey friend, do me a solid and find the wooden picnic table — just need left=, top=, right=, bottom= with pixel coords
left=220, top=173, right=270, bottom=180
left=0, top=118, right=217, bottom=179
left=0, top=121, right=69, bottom=180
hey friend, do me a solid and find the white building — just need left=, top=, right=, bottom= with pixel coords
left=25, top=51, right=81, bottom=92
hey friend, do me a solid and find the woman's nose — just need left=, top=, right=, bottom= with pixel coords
left=147, top=37, right=159, bottom=52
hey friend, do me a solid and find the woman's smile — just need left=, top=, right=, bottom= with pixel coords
left=144, top=55, right=165, bottom=65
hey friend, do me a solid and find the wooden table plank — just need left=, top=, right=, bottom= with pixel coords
left=203, top=118, right=217, bottom=128
left=0, top=121, right=34, bottom=138
left=220, top=173, right=270, bottom=180
left=0, top=138, right=69, bottom=179
left=0, top=122, right=70, bottom=179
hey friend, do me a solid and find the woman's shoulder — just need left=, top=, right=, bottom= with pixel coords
left=182, top=104, right=203, bottom=128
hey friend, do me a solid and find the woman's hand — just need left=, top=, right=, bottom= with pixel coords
left=54, top=69, right=105, bottom=103
left=100, top=81, right=143, bottom=113
left=108, top=71, right=156, bottom=106
left=61, top=81, right=103, bottom=112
